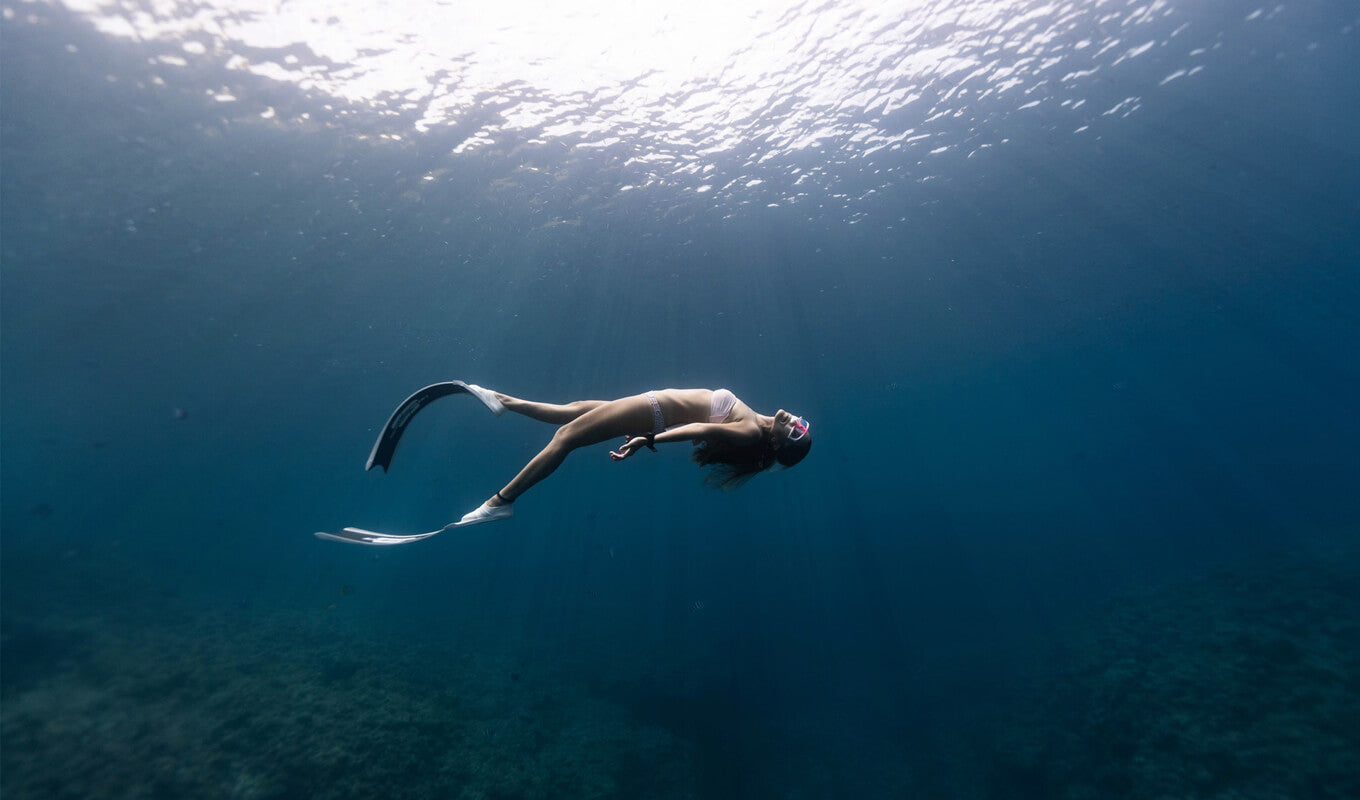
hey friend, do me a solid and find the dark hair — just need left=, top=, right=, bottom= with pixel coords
left=775, top=431, right=812, bottom=468
left=692, top=426, right=811, bottom=490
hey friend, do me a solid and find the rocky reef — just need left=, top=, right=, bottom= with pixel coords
left=3, top=534, right=1356, bottom=799
left=1, top=606, right=695, bottom=800
left=983, top=537, right=1360, bottom=800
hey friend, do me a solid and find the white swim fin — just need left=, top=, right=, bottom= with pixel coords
left=313, top=524, right=455, bottom=546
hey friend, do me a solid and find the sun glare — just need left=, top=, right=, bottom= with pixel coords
left=42, top=0, right=1193, bottom=199
left=59, top=0, right=813, bottom=125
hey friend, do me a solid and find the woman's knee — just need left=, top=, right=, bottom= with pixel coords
left=551, top=425, right=584, bottom=451
left=554, top=413, right=611, bottom=449
left=568, top=400, right=606, bottom=417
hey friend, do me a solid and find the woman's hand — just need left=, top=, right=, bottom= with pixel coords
left=609, top=436, right=654, bottom=461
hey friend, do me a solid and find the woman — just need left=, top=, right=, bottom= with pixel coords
left=454, top=384, right=812, bottom=526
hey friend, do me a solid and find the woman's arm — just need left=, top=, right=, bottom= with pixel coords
left=658, top=422, right=760, bottom=446
left=609, top=421, right=760, bottom=461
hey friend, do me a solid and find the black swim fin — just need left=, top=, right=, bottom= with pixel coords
left=365, top=381, right=498, bottom=471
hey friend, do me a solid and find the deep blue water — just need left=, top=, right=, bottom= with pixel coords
left=3, top=1, right=1359, bottom=798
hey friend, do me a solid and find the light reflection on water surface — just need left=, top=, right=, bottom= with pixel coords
left=37, top=0, right=1229, bottom=206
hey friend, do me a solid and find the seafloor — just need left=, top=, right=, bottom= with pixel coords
left=981, top=533, right=1360, bottom=799
left=2, top=534, right=1357, bottom=799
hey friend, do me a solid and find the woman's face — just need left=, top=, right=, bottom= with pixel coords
left=772, top=409, right=809, bottom=444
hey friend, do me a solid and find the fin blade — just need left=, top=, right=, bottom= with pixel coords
left=314, top=526, right=443, bottom=546
left=365, top=381, right=472, bottom=471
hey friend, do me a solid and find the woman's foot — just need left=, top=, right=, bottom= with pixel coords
left=455, top=499, right=513, bottom=527
left=464, top=383, right=505, bottom=416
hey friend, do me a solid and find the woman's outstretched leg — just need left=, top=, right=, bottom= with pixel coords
left=496, top=394, right=653, bottom=501
left=456, top=394, right=653, bottom=526
left=493, top=391, right=608, bottom=425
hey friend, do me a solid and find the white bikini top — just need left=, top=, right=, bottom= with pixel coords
left=709, top=388, right=739, bottom=423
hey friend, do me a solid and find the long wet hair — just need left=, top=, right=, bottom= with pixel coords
left=692, top=424, right=811, bottom=490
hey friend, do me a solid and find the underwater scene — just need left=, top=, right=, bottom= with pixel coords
left=2, top=0, right=1358, bottom=797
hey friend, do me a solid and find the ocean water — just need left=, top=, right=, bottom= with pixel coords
left=2, top=0, right=1358, bottom=797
